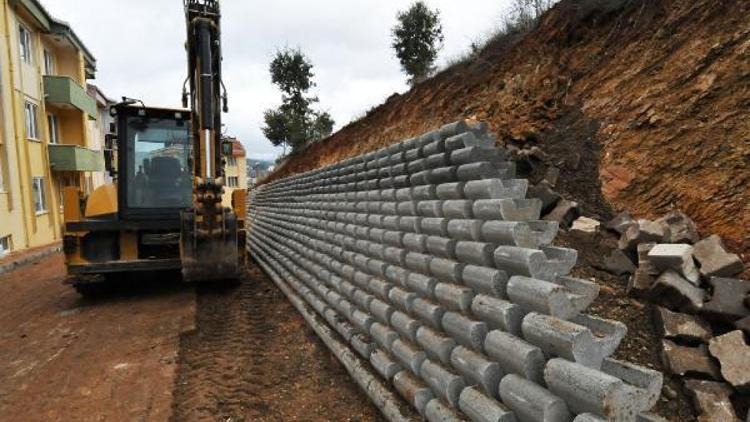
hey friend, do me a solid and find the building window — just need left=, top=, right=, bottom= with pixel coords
left=227, top=176, right=238, bottom=188
left=32, top=177, right=47, bottom=214
left=24, top=101, right=39, bottom=140
left=0, top=235, right=11, bottom=256
left=226, top=156, right=237, bottom=167
left=47, top=114, right=58, bottom=144
left=43, top=49, right=55, bottom=75
left=18, top=25, right=33, bottom=64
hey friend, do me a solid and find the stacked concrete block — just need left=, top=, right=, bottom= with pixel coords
left=246, top=120, right=662, bottom=421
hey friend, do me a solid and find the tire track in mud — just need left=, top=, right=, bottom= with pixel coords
left=171, top=262, right=383, bottom=421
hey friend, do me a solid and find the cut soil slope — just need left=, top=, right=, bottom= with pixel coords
left=269, top=0, right=750, bottom=259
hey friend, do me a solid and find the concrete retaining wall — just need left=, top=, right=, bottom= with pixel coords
left=246, top=121, right=663, bottom=422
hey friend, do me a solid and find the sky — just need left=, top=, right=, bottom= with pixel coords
left=41, top=0, right=513, bottom=161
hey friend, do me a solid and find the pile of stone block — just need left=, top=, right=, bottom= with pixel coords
left=246, top=121, right=665, bottom=421
left=603, top=210, right=750, bottom=421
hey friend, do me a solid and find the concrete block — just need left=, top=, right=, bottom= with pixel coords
left=425, top=152, right=449, bottom=169
left=370, top=348, right=402, bottom=380
left=395, top=187, right=413, bottom=202
left=447, top=219, right=483, bottom=241
left=647, top=244, right=700, bottom=285
left=392, top=339, right=427, bottom=374
left=397, top=201, right=418, bottom=216
left=693, top=235, right=745, bottom=277
left=384, top=246, right=407, bottom=266
left=684, top=380, right=740, bottom=422
left=413, top=298, right=446, bottom=330
left=653, top=306, right=712, bottom=344
left=573, top=414, right=605, bottom=422
left=527, top=181, right=561, bottom=214
left=463, top=265, right=509, bottom=298
left=618, top=220, right=667, bottom=251
left=470, top=294, right=525, bottom=335
left=382, top=215, right=400, bottom=231
left=405, top=252, right=433, bottom=274
left=417, top=326, right=457, bottom=365
left=351, top=334, right=376, bottom=359
left=545, top=358, right=662, bottom=421
left=426, top=167, right=459, bottom=185
left=420, top=359, right=466, bottom=407
left=385, top=265, right=410, bottom=288
left=485, top=330, right=545, bottom=384
left=455, top=241, right=495, bottom=267
left=445, top=131, right=493, bottom=151
left=443, top=200, right=475, bottom=219
left=352, top=289, right=375, bottom=311
left=543, top=200, right=580, bottom=229
left=369, top=278, right=394, bottom=301
left=392, top=310, right=422, bottom=342
left=429, top=258, right=464, bottom=284
left=606, top=211, right=637, bottom=235
left=370, top=298, right=395, bottom=324
left=394, top=370, right=435, bottom=416
left=419, top=200, right=446, bottom=218
left=570, top=217, right=600, bottom=235
left=450, top=146, right=502, bottom=166
left=499, top=374, right=572, bottom=422
left=464, top=179, right=527, bottom=200
left=450, top=346, right=503, bottom=397
left=422, top=218, right=450, bottom=237
left=708, top=330, right=750, bottom=392
left=351, top=308, right=376, bottom=333
left=371, top=322, right=400, bottom=350
left=407, top=272, right=438, bottom=299
left=704, top=277, right=750, bottom=320
left=424, top=399, right=466, bottom=422
left=473, top=198, right=542, bottom=221
left=522, top=312, right=625, bottom=368
left=494, top=246, right=577, bottom=282
left=656, top=210, right=699, bottom=244
left=435, top=283, right=475, bottom=313
left=414, top=185, right=438, bottom=201
left=481, top=221, right=558, bottom=249
left=507, top=276, right=598, bottom=320
left=426, top=236, right=458, bottom=259
left=648, top=270, right=705, bottom=313
left=403, top=233, right=429, bottom=254
left=443, top=312, right=488, bottom=351
left=399, top=216, right=423, bottom=233
left=334, top=319, right=357, bottom=342
left=436, top=182, right=466, bottom=200
left=389, top=287, right=418, bottom=313
left=383, top=230, right=404, bottom=248
left=458, top=386, right=516, bottom=422
left=602, top=249, right=637, bottom=276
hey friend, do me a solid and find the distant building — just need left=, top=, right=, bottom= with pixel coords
left=221, top=138, right=246, bottom=208
left=247, top=161, right=271, bottom=188
left=0, top=0, right=105, bottom=256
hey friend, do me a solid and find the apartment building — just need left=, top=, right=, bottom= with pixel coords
left=0, top=0, right=104, bottom=256
left=221, top=138, right=247, bottom=208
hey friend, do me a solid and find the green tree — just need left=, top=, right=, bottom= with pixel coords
left=262, top=47, right=334, bottom=152
left=392, top=1, right=444, bottom=84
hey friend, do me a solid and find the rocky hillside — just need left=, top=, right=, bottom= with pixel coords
left=268, top=0, right=750, bottom=260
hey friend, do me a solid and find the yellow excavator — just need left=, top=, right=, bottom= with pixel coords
left=62, top=0, right=243, bottom=294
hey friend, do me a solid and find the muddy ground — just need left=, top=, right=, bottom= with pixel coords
left=0, top=254, right=381, bottom=421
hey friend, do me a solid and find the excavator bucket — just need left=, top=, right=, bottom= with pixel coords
left=180, top=208, right=239, bottom=282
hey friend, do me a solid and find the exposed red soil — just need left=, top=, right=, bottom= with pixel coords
left=268, top=0, right=750, bottom=260
left=0, top=254, right=195, bottom=421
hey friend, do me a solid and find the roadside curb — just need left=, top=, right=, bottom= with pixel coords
left=0, top=243, right=62, bottom=276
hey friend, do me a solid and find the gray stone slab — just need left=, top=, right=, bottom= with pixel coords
left=420, top=359, right=466, bottom=407
left=484, top=330, right=545, bottom=384
left=450, top=346, right=503, bottom=397
left=463, top=265, right=509, bottom=298
left=470, top=294, right=525, bottom=335
left=458, top=386, right=515, bottom=422
left=693, top=235, right=745, bottom=278
left=416, top=326, right=457, bottom=365
left=499, top=373, right=571, bottom=422
left=393, top=370, right=435, bottom=416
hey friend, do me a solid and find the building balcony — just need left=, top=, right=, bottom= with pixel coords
left=43, top=75, right=97, bottom=119
left=48, top=144, right=103, bottom=172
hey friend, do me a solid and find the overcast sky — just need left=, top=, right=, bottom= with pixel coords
left=41, top=0, right=512, bottom=161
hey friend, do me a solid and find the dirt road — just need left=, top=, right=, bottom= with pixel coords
left=0, top=254, right=381, bottom=421
left=0, top=254, right=195, bottom=421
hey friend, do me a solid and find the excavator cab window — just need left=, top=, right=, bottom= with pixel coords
left=124, top=115, right=192, bottom=209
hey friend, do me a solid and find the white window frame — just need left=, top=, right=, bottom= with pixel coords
left=18, top=24, right=33, bottom=64
left=43, top=49, right=54, bottom=75
left=24, top=101, right=39, bottom=140
left=0, top=235, right=11, bottom=256
left=47, top=114, right=58, bottom=144
left=32, top=176, right=47, bottom=214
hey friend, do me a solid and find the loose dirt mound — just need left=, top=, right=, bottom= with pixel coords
left=268, top=0, right=750, bottom=259
left=171, top=263, right=382, bottom=421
